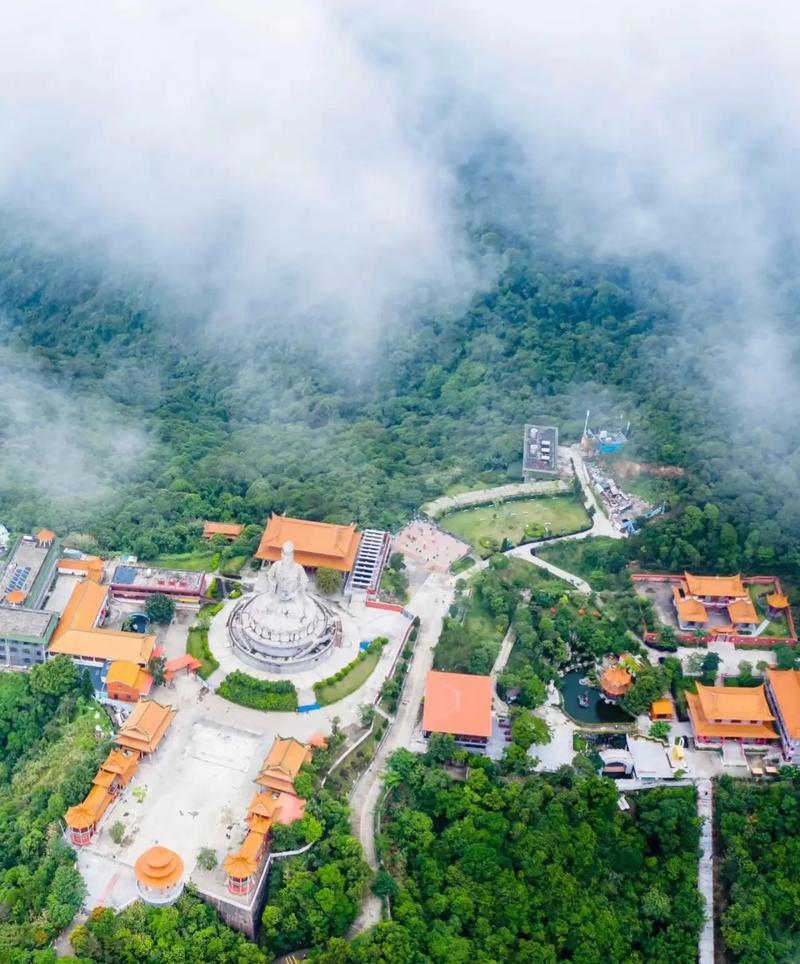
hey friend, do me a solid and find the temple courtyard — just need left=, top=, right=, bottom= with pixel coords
left=74, top=673, right=347, bottom=912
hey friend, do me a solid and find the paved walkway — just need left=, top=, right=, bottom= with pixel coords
left=505, top=546, right=592, bottom=593
left=567, top=444, right=624, bottom=540
left=423, top=479, right=568, bottom=517
left=349, top=570, right=454, bottom=933
left=697, top=779, right=715, bottom=964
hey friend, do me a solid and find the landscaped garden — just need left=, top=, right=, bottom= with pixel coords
left=217, top=671, right=298, bottom=711
left=314, top=638, right=386, bottom=705
left=440, top=495, right=589, bottom=556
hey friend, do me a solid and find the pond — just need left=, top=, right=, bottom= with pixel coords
left=129, top=612, right=151, bottom=634
left=560, top=670, right=632, bottom=725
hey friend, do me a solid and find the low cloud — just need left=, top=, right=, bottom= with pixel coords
left=0, top=2, right=799, bottom=431
left=0, top=349, right=150, bottom=509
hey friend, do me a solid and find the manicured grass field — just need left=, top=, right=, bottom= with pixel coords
left=315, top=648, right=381, bottom=705
left=441, top=496, right=589, bottom=552
left=151, top=549, right=220, bottom=571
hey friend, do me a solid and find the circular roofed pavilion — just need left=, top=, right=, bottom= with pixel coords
left=134, top=846, right=184, bottom=905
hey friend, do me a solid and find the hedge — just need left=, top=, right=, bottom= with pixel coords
left=217, top=671, right=298, bottom=711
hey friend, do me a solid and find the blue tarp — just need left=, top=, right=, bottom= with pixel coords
left=297, top=703, right=321, bottom=713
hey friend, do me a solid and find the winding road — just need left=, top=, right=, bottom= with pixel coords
left=349, top=449, right=621, bottom=933
left=348, top=570, right=453, bottom=933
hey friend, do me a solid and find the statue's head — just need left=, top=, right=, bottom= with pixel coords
left=282, top=540, right=294, bottom=562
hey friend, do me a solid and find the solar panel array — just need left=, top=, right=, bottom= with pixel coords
left=5, top=566, right=31, bottom=592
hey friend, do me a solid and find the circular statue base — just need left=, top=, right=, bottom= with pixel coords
left=227, top=540, right=341, bottom=674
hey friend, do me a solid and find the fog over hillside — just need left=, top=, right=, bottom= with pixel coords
left=0, top=1, right=799, bottom=510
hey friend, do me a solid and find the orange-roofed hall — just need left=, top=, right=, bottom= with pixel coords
left=57, top=556, right=104, bottom=582
left=255, top=737, right=312, bottom=795
left=686, top=683, right=779, bottom=747
left=255, top=514, right=361, bottom=572
left=766, top=669, right=800, bottom=764
left=422, top=670, right=493, bottom=748
left=105, top=659, right=153, bottom=702
left=114, top=699, right=176, bottom=755
left=683, top=573, right=746, bottom=600
left=203, top=521, right=245, bottom=541
left=49, top=579, right=156, bottom=669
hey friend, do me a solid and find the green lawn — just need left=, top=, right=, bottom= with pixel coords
left=315, top=649, right=381, bottom=705
left=440, top=496, right=589, bottom=554
left=150, top=549, right=220, bottom=571
left=450, top=555, right=476, bottom=575
left=186, top=626, right=219, bottom=678
left=748, top=584, right=792, bottom=638
left=219, top=554, right=248, bottom=576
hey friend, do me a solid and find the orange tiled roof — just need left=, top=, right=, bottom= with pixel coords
left=224, top=852, right=258, bottom=879
left=766, top=669, right=800, bottom=739
left=672, top=586, right=708, bottom=624
left=767, top=592, right=790, bottom=610
left=684, top=572, right=746, bottom=598
left=134, top=846, right=183, bottom=889
left=203, top=522, right=245, bottom=540
left=114, top=699, right=176, bottom=754
left=58, top=556, right=104, bottom=582
left=728, top=598, right=759, bottom=626
left=422, top=670, right=493, bottom=738
left=695, top=682, right=774, bottom=722
left=687, top=687, right=778, bottom=741
left=50, top=581, right=155, bottom=665
left=64, top=801, right=98, bottom=830
left=255, top=514, right=361, bottom=571
left=601, top=665, right=632, bottom=696
left=650, top=699, right=673, bottom=718
left=255, top=737, right=311, bottom=793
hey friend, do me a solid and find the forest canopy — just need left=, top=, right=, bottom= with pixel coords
left=1, top=225, right=799, bottom=576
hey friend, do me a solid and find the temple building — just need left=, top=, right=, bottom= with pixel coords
left=105, top=659, right=154, bottom=702
left=765, top=669, right=800, bottom=765
left=135, top=846, right=185, bottom=905
left=255, top=514, right=361, bottom=572
left=223, top=737, right=312, bottom=895
left=686, top=683, right=779, bottom=747
left=228, top=541, right=341, bottom=673
left=57, top=556, right=104, bottom=582
left=203, top=521, right=245, bottom=542
left=766, top=592, right=791, bottom=620
left=114, top=699, right=176, bottom=756
left=64, top=748, right=140, bottom=845
left=422, top=671, right=493, bottom=749
left=672, top=573, right=760, bottom=635
left=48, top=580, right=156, bottom=676
left=600, top=665, right=632, bottom=702
left=255, top=737, right=312, bottom=795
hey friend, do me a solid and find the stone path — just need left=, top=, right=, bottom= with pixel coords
left=697, top=779, right=715, bottom=964
left=423, top=478, right=568, bottom=517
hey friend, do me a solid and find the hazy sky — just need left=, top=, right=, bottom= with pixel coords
left=1, top=2, right=799, bottom=418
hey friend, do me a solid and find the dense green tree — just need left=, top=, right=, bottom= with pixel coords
left=145, top=593, right=176, bottom=624
left=315, top=567, right=341, bottom=595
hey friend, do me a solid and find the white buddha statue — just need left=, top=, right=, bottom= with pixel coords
left=266, top=540, right=308, bottom=603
